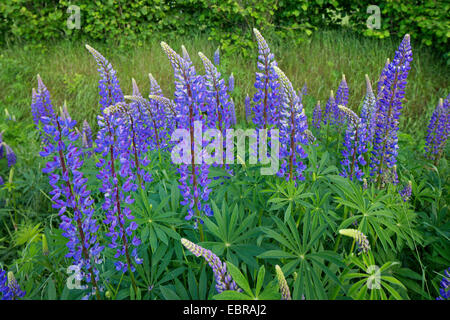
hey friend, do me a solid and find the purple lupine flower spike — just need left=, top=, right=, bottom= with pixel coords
left=214, top=47, right=220, bottom=66
left=339, top=105, right=368, bottom=181
left=244, top=94, right=251, bottom=123
left=273, top=65, right=308, bottom=182
left=370, top=34, right=412, bottom=184
left=198, top=51, right=233, bottom=133
left=360, top=74, right=377, bottom=143
left=1, top=270, right=25, bottom=300
left=334, top=74, right=348, bottom=124
left=181, top=238, right=242, bottom=293
left=85, top=44, right=124, bottom=111
left=228, top=73, right=234, bottom=93
left=399, top=180, right=412, bottom=202
left=229, top=98, right=237, bottom=126
left=34, top=76, right=103, bottom=298
left=425, top=95, right=449, bottom=164
left=436, top=267, right=450, bottom=300
left=323, top=90, right=335, bottom=126
left=82, top=120, right=93, bottom=158
left=161, top=42, right=211, bottom=231
left=252, top=28, right=281, bottom=128
left=312, top=100, right=322, bottom=129
left=87, top=45, right=142, bottom=277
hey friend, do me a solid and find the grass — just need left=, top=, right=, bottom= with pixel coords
left=0, top=29, right=448, bottom=135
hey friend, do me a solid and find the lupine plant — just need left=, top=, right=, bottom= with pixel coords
left=370, top=34, right=413, bottom=185
left=425, top=95, right=449, bottom=164
left=1, top=28, right=448, bottom=302
left=273, top=65, right=308, bottom=182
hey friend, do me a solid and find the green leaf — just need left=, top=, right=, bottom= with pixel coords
left=226, top=261, right=253, bottom=297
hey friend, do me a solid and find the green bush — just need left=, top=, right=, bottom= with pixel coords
left=0, top=1, right=448, bottom=58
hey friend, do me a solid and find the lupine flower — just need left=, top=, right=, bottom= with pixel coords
left=323, top=90, right=335, bottom=125
left=371, top=35, right=413, bottom=183
left=148, top=73, right=175, bottom=147
left=244, top=94, right=251, bottom=123
left=104, top=102, right=152, bottom=186
left=252, top=28, right=281, bottom=129
left=85, top=44, right=124, bottom=110
left=214, top=47, right=220, bottom=66
left=6, top=272, right=25, bottom=300
left=82, top=120, right=93, bottom=158
left=301, top=82, right=307, bottom=97
left=228, top=73, right=234, bottom=93
left=304, top=129, right=317, bottom=146
left=0, top=175, right=3, bottom=186
left=0, top=142, right=16, bottom=167
left=31, top=75, right=57, bottom=126
left=273, top=65, right=308, bottom=182
left=34, top=77, right=103, bottom=298
left=336, top=74, right=349, bottom=107
left=425, top=95, right=449, bottom=164
left=339, top=105, right=368, bottom=181
left=161, top=42, right=212, bottom=231
left=275, top=265, right=291, bottom=300
left=181, top=238, right=241, bottom=293
left=312, top=100, right=322, bottom=129
left=87, top=46, right=142, bottom=276
left=436, top=267, right=450, bottom=300
left=377, top=58, right=390, bottom=95
left=339, top=229, right=371, bottom=253
left=360, top=74, right=377, bottom=143
left=181, top=45, right=192, bottom=62
left=332, top=74, right=348, bottom=125
left=198, top=52, right=233, bottom=133
left=399, top=180, right=412, bottom=202
left=1, top=270, right=25, bottom=300
left=229, top=98, right=237, bottom=126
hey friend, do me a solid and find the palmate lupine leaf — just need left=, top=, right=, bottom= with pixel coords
left=259, top=214, right=344, bottom=299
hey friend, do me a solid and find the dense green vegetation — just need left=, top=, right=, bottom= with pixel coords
left=0, top=16, right=448, bottom=301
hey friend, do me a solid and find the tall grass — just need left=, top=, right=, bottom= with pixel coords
left=0, top=30, right=448, bottom=134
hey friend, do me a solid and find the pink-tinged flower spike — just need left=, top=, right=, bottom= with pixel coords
left=34, top=77, right=103, bottom=299
left=181, top=238, right=241, bottom=293
left=360, top=75, right=377, bottom=143
left=371, top=35, right=412, bottom=185
left=275, top=265, right=291, bottom=300
left=252, top=28, right=281, bottom=129
left=339, top=105, right=368, bottom=181
left=161, top=42, right=211, bottom=239
left=312, top=100, right=322, bottom=129
left=425, top=95, right=449, bottom=164
left=273, top=65, right=308, bottom=182
left=85, top=44, right=124, bottom=111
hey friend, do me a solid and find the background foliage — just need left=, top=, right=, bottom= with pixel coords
left=1, top=0, right=449, bottom=59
